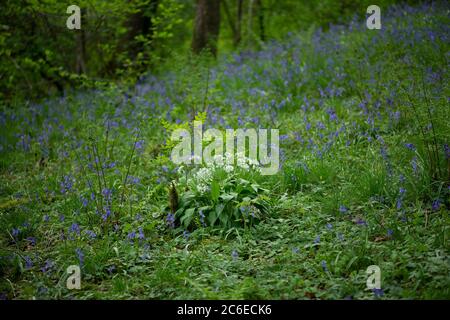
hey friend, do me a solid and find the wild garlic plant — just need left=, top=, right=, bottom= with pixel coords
left=171, top=152, right=270, bottom=230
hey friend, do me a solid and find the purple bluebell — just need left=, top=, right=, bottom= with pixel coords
left=128, top=231, right=136, bottom=240
left=372, top=288, right=384, bottom=297
left=41, top=260, right=54, bottom=273
left=339, top=205, right=348, bottom=213
left=107, top=265, right=116, bottom=274
left=199, top=210, right=206, bottom=227
left=85, top=230, right=97, bottom=239
left=75, top=248, right=84, bottom=266
left=69, top=223, right=80, bottom=235
left=60, top=175, right=74, bottom=194
left=26, top=237, right=36, bottom=246
left=166, top=213, right=175, bottom=228
left=11, top=228, right=19, bottom=238
left=24, top=256, right=33, bottom=269
left=321, top=260, right=328, bottom=272
left=313, top=235, right=320, bottom=245
left=432, top=199, right=441, bottom=211
left=135, top=140, right=145, bottom=150
left=138, top=227, right=145, bottom=240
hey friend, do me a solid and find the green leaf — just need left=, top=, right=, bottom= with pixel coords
left=208, top=210, right=218, bottom=226
left=220, top=193, right=235, bottom=202
left=211, top=180, right=220, bottom=202
left=180, top=208, right=195, bottom=228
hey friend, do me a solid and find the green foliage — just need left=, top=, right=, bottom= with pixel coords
left=174, top=155, right=270, bottom=230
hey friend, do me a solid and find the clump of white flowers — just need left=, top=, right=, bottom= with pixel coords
left=177, top=152, right=261, bottom=194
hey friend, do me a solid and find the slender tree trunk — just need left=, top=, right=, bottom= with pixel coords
left=235, top=0, right=243, bottom=46
left=247, top=0, right=254, bottom=45
left=76, top=8, right=87, bottom=74
left=256, top=0, right=265, bottom=42
left=192, top=0, right=221, bottom=57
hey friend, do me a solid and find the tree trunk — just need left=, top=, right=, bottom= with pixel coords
left=76, top=27, right=87, bottom=74
left=235, top=0, right=243, bottom=46
left=192, top=0, right=221, bottom=57
left=256, top=0, right=265, bottom=42
left=75, top=8, right=87, bottom=74
left=125, top=0, right=158, bottom=58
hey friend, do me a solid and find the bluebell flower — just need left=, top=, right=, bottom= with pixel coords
left=432, top=199, right=441, bottom=211
left=166, top=213, right=175, bottom=228
left=85, top=230, right=97, bottom=239
left=231, top=250, right=238, bottom=260
left=183, top=230, right=190, bottom=240
left=11, top=228, right=20, bottom=238
left=387, top=229, right=394, bottom=237
left=372, top=288, right=384, bottom=297
left=404, top=143, right=415, bottom=151
left=81, top=197, right=88, bottom=207
left=41, top=260, right=54, bottom=273
left=313, top=235, right=320, bottom=245
left=128, top=231, right=136, bottom=240
left=60, top=175, right=74, bottom=194
left=75, top=248, right=84, bottom=266
left=24, top=256, right=33, bottom=269
left=411, top=157, right=418, bottom=174
left=321, top=260, right=328, bottom=272
left=199, top=210, right=206, bottom=227
left=305, top=122, right=311, bottom=131
left=102, top=188, right=112, bottom=200
left=43, top=215, right=50, bottom=222
left=396, top=198, right=402, bottom=210
left=316, top=121, right=326, bottom=130
left=26, top=237, right=36, bottom=246
left=107, top=265, right=116, bottom=274
left=105, top=161, right=116, bottom=169
left=69, top=223, right=80, bottom=235
left=138, top=227, right=145, bottom=240
left=135, top=140, right=145, bottom=150
left=326, top=223, right=333, bottom=230
left=339, top=205, right=348, bottom=213
left=444, top=144, right=450, bottom=160
left=102, top=206, right=111, bottom=221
